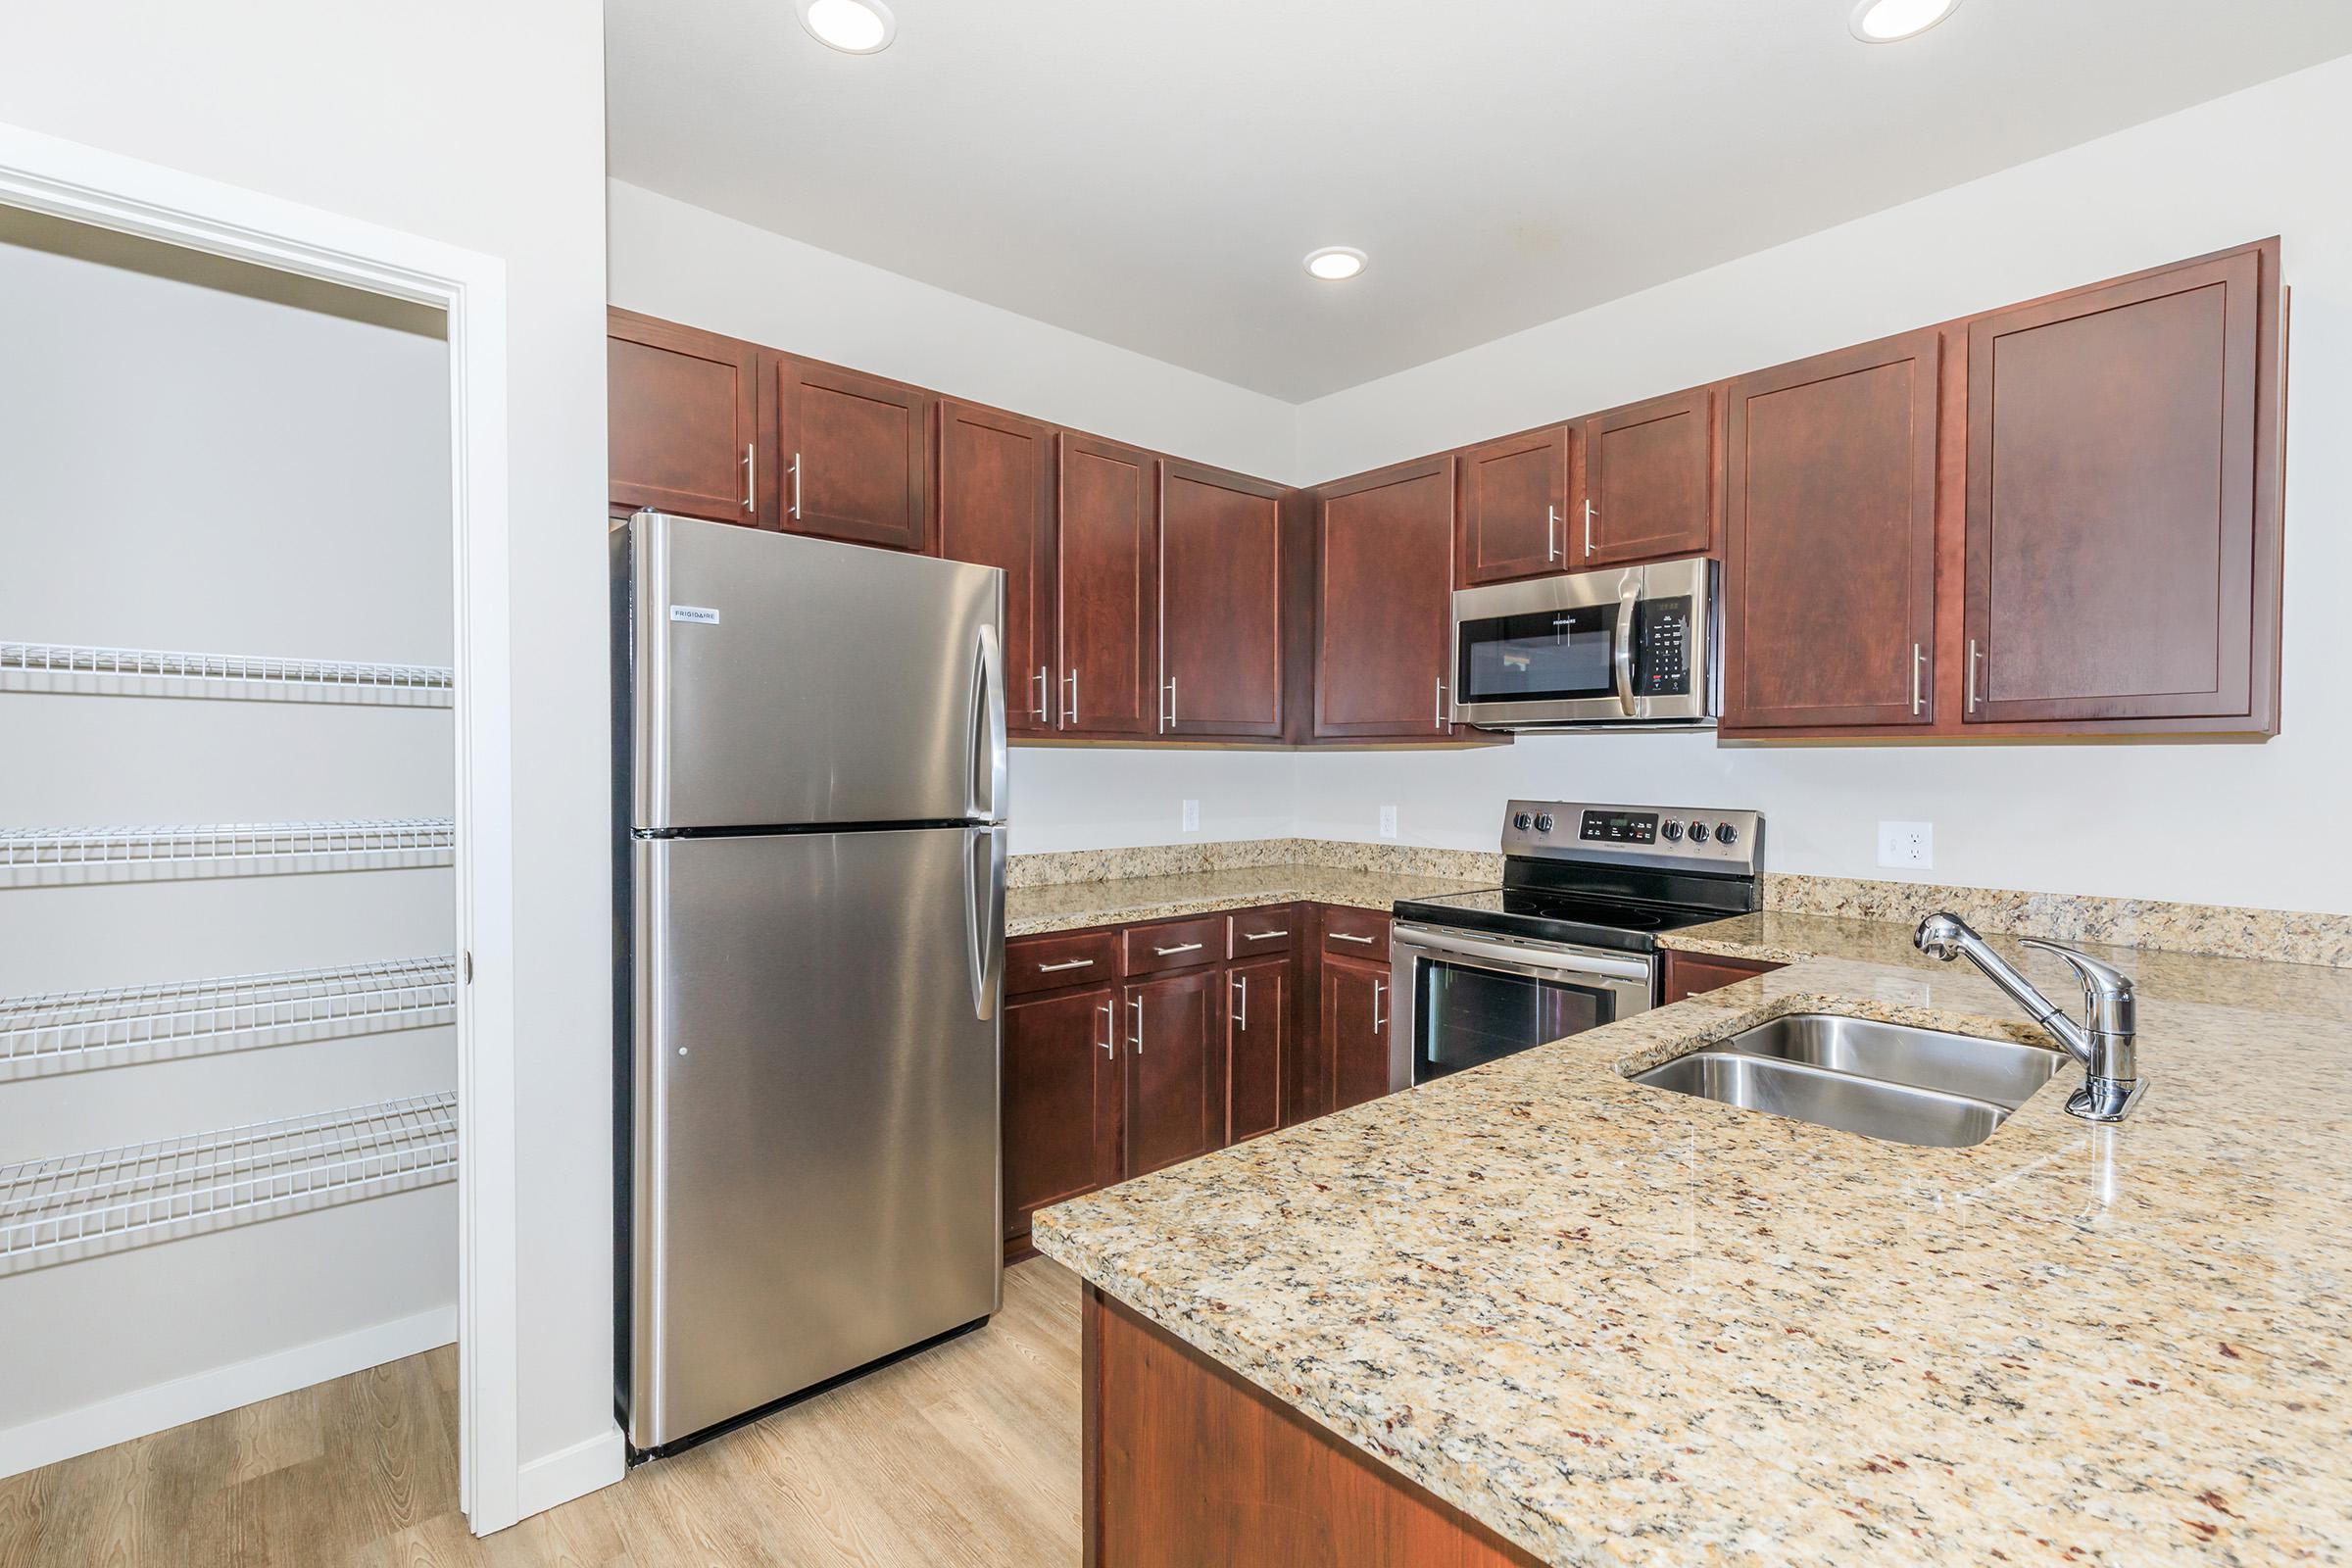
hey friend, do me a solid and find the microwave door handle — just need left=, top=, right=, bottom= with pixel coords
left=1611, top=574, right=1641, bottom=717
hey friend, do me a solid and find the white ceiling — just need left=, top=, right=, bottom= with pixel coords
left=606, top=1, right=2352, bottom=402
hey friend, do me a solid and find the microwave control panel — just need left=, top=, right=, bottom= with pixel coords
left=1636, top=596, right=1692, bottom=696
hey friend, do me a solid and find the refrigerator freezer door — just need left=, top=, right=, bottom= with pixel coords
left=627, top=512, right=1007, bottom=831
left=629, top=826, right=1004, bottom=1450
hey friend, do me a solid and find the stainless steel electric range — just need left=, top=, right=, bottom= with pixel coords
left=1389, top=800, right=1764, bottom=1088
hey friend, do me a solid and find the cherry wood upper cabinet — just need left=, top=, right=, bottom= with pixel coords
left=1160, top=462, right=1284, bottom=739
left=607, top=311, right=759, bottom=525
left=767, top=354, right=930, bottom=552
left=1456, top=424, right=1572, bottom=585
left=1315, top=457, right=1458, bottom=739
left=1963, top=242, right=2282, bottom=732
left=1580, top=386, right=1719, bottom=566
left=1001, top=986, right=1121, bottom=1244
left=939, top=402, right=1058, bottom=736
left=1122, top=970, right=1225, bottom=1178
left=1722, top=330, right=1941, bottom=732
left=1057, top=434, right=1160, bottom=737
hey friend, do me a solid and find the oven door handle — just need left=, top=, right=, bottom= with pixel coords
left=1391, top=924, right=1653, bottom=984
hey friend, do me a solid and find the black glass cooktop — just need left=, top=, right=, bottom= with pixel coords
left=1390, top=885, right=1731, bottom=955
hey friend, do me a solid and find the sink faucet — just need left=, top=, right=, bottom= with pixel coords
left=1914, top=912, right=2144, bottom=1122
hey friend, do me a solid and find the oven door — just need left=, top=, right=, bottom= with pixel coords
left=1389, top=922, right=1655, bottom=1088
left=1449, top=557, right=1713, bottom=727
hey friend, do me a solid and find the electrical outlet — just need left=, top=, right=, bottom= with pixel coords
left=1877, top=821, right=1934, bottom=870
left=1181, top=799, right=1200, bottom=833
left=1379, top=805, right=1398, bottom=840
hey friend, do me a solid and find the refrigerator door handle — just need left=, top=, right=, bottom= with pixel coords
left=970, top=620, right=1008, bottom=824
left=964, top=824, right=1007, bottom=1021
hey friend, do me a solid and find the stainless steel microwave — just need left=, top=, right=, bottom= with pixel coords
left=1449, top=556, right=1718, bottom=730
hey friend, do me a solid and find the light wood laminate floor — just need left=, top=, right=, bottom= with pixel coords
left=0, top=1257, right=1082, bottom=1567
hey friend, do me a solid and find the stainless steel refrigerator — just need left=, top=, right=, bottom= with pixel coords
left=612, top=511, right=1006, bottom=1455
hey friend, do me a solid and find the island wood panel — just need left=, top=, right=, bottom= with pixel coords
left=1160, top=460, right=1286, bottom=737
left=1964, top=244, right=2275, bottom=727
left=1086, top=1288, right=1544, bottom=1568
left=1660, top=949, right=1786, bottom=1004
left=1721, top=328, right=1942, bottom=731
left=1059, top=433, right=1161, bottom=736
left=939, top=400, right=1059, bottom=735
left=1314, top=457, right=1458, bottom=739
left=1581, top=384, right=1720, bottom=565
left=768, top=354, right=931, bottom=551
left=607, top=310, right=760, bottom=525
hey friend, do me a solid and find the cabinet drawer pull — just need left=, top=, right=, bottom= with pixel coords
left=1036, top=957, right=1095, bottom=973
left=1152, top=942, right=1204, bottom=956
left=1331, top=931, right=1377, bottom=945
left=1242, top=929, right=1289, bottom=941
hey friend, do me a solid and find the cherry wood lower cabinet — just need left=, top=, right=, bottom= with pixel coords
left=1002, top=986, right=1122, bottom=1246
left=1659, top=949, right=1785, bottom=1004
left=1085, top=1287, right=1543, bottom=1568
left=1320, top=955, right=1394, bottom=1115
left=1225, top=955, right=1290, bottom=1144
left=1121, top=970, right=1225, bottom=1178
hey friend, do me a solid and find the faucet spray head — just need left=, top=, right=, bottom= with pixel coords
left=1915, top=911, right=1970, bottom=961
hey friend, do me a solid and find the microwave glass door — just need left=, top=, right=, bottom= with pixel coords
left=1411, top=956, right=1624, bottom=1082
left=1456, top=602, right=1622, bottom=706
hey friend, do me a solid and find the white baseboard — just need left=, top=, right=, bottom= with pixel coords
left=512, top=1423, right=628, bottom=1523
left=0, top=1304, right=456, bottom=1479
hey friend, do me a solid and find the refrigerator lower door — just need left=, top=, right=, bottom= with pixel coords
left=628, top=825, right=1004, bottom=1450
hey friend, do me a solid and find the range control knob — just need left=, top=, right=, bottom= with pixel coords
left=1512, top=812, right=1533, bottom=831
left=1687, top=820, right=1710, bottom=844
left=1715, top=822, right=1740, bottom=847
left=1533, top=812, right=1555, bottom=834
left=1660, top=820, right=1685, bottom=843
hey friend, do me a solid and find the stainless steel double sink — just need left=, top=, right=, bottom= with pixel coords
left=1631, top=1012, right=2063, bottom=1149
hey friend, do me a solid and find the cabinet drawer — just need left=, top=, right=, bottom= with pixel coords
left=1005, top=929, right=1119, bottom=997
left=1122, top=915, right=1226, bottom=976
left=1227, top=906, right=1298, bottom=956
left=1320, top=906, right=1391, bottom=958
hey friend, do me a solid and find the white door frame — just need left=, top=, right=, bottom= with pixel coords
left=0, top=123, right=527, bottom=1532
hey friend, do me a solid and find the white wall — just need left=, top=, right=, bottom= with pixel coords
left=0, top=0, right=615, bottom=1501
left=1291, top=57, right=2352, bottom=916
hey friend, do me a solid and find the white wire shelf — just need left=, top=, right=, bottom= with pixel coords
left=0, top=642, right=453, bottom=707
left=0, top=956, right=458, bottom=1080
left=0, top=818, right=455, bottom=887
left=0, top=1094, right=457, bottom=1275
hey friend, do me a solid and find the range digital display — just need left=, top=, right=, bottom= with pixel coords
left=1579, top=810, right=1658, bottom=845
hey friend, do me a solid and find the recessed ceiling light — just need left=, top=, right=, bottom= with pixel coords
left=799, top=0, right=896, bottom=54
left=1304, top=247, right=1368, bottom=282
left=1849, top=0, right=1958, bottom=42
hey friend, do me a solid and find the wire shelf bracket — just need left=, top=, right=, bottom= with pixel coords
left=0, top=956, right=458, bottom=1080
left=0, top=818, right=456, bottom=887
left=0, top=1094, right=458, bottom=1275
left=0, top=642, right=454, bottom=707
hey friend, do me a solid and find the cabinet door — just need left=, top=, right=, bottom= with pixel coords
left=608, top=311, right=759, bottom=526
left=1160, top=462, right=1284, bottom=738
left=770, top=355, right=931, bottom=552
left=1320, top=955, right=1394, bottom=1115
left=1964, top=247, right=2276, bottom=728
left=1457, top=425, right=1571, bottom=585
left=940, top=401, right=1058, bottom=736
left=1314, top=457, right=1457, bottom=739
left=1225, top=956, right=1290, bottom=1145
left=1722, top=330, right=1940, bottom=731
left=1122, top=971, right=1225, bottom=1178
left=1002, top=987, right=1122, bottom=1242
left=1582, top=386, right=1718, bottom=566
left=1057, top=434, right=1160, bottom=736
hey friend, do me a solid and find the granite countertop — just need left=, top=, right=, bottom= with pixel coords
left=1034, top=924, right=2352, bottom=1565
left=1005, top=862, right=1491, bottom=937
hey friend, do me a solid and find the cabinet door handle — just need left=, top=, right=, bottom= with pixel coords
left=1098, top=1002, right=1114, bottom=1059
left=1036, top=956, right=1095, bottom=973
left=1372, top=980, right=1387, bottom=1033
left=1546, top=505, right=1560, bottom=563
left=1064, top=667, right=1079, bottom=727
left=1583, top=497, right=1595, bottom=558
left=1242, top=929, right=1289, bottom=941
left=788, top=451, right=804, bottom=520
left=743, top=444, right=756, bottom=513
left=1232, top=973, right=1248, bottom=1029
left=1161, top=677, right=1176, bottom=732
left=1129, top=995, right=1144, bottom=1053
left=1435, top=676, right=1446, bottom=731
left=1909, top=642, right=1925, bottom=716
left=1967, top=639, right=1983, bottom=713
left=1331, top=931, right=1376, bottom=945
left=1033, top=666, right=1049, bottom=722
left=1152, top=942, right=1204, bottom=956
